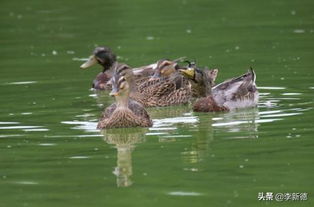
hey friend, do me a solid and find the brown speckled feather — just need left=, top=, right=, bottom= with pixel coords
left=133, top=74, right=191, bottom=107
left=97, top=99, right=152, bottom=129
left=92, top=72, right=112, bottom=90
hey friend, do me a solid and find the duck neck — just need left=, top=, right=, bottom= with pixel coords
left=102, top=61, right=115, bottom=72
left=204, top=79, right=212, bottom=96
left=125, top=74, right=139, bottom=96
left=115, top=93, right=129, bottom=108
left=205, top=85, right=212, bottom=96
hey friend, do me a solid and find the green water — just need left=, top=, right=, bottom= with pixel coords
left=1, top=0, right=313, bottom=206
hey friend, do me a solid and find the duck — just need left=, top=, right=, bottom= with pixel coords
left=179, top=61, right=218, bottom=98
left=130, top=59, right=193, bottom=107
left=107, top=60, right=191, bottom=107
left=80, top=46, right=186, bottom=90
left=97, top=64, right=153, bottom=129
left=80, top=47, right=117, bottom=90
left=136, top=59, right=219, bottom=107
left=137, top=59, right=182, bottom=92
left=192, top=68, right=259, bottom=112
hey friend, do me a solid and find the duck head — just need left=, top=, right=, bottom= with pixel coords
left=80, top=46, right=117, bottom=72
left=180, top=66, right=218, bottom=84
left=109, top=64, right=132, bottom=107
left=149, top=59, right=178, bottom=80
left=180, top=66, right=218, bottom=95
left=110, top=74, right=130, bottom=97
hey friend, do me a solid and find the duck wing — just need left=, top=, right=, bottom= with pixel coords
left=212, top=69, right=257, bottom=107
left=97, top=103, right=117, bottom=129
left=151, top=74, right=187, bottom=97
left=128, top=99, right=153, bottom=127
left=100, top=103, right=117, bottom=120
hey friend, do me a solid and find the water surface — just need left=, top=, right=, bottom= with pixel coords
left=1, top=0, right=313, bottom=206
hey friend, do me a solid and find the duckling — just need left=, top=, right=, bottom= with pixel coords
left=179, top=62, right=218, bottom=98
left=97, top=64, right=153, bottom=129
left=193, top=68, right=259, bottom=112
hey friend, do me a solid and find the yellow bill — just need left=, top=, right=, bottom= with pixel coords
left=80, top=55, right=97, bottom=69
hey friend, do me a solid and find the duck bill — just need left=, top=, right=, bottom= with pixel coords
left=179, top=68, right=195, bottom=79
left=80, top=55, right=97, bottom=69
left=109, top=87, right=119, bottom=97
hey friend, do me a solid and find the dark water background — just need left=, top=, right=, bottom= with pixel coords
left=1, top=0, right=313, bottom=206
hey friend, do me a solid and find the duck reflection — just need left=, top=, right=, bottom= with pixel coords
left=148, top=105, right=197, bottom=143
left=101, top=128, right=147, bottom=187
left=181, top=114, right=214, bottom=165
left=181, top=107, right=259, bottom=165
left=148, top=104, right=191, bottom=119
left=212, top=107, right=260, bottom=139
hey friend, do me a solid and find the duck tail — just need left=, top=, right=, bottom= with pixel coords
left=249, top=66, right=256, bottom=83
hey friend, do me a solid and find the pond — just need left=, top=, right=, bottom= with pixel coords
left=0, top=0, right=313, bottom=206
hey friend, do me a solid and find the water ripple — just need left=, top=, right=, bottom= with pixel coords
left=258, top=86, right=286, bottom=90
left=38, top=143, right=57, bottom=146
left=168, top=191, right=203, bottom=196
left=261, top=112, right=302, bottom=118
left=13, top=181, right=39, bottom=185
left=0, top=122, right=20, bottom=125
left=0, top=126, right=42, bottom=130
left=23, top=128, right=49, bottom=132
left=0, top=134, right=24, bottom=138
left=4, top=81, right=37, bottom=85
left=61, top=121, right=98, bottom=132
left=69, top=156, right=90, bottom=159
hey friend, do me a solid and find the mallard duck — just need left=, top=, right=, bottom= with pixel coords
left=92, top=72, right=112, bottom=90
left=80, top=47, right=116, bottom=90
left=192, top=68, right=259, bottom=112
left=97, top=64, right=153, bottom=129
left=127, top=59, right=192, bottom=107
left=135, top=59, right=219, bottom=107
left=137, top=59, right=181, bottom=92
left=80, top=46, right=185, bottom=90
left=179, top=61, right=218, bottom=98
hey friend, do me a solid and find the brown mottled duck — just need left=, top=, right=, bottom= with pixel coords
left=179, top=61, right=218, bottom=98
left=80, top=46, right=154, bottom=90
left=80, top=46, right=185, bottom=90
left=192, top=68, right=259, bottom=112
left=97, top=64, right=153, bottom=129
left=119, top=59, right=192, bottom=107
